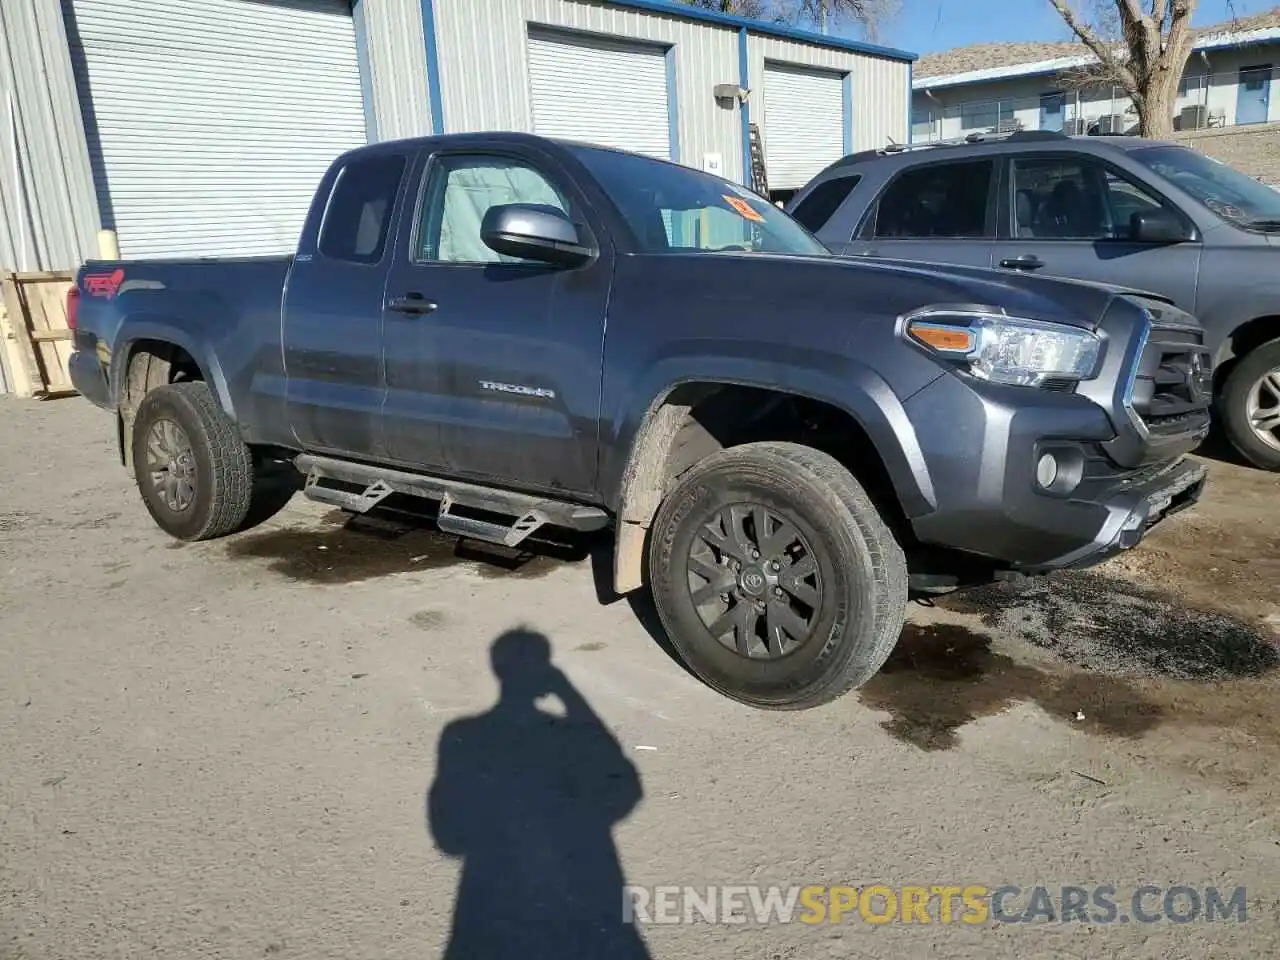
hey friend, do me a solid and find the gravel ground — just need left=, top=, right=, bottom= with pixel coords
left=2, top=395, right=1279, bottom=959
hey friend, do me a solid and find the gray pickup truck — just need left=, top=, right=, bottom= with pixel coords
left=788, top=130, right=1280, bottom=470
left=68, top=132, right=1209, bottom=710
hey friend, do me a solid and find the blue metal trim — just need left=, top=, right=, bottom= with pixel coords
left=738, top=27, right=751, bottom=187
left=916, top=31, right=1272, bottom=92
left=842, top=72, right=853, bottom=154
left=906, top=61, right=913, bottom=144
left=603, top=0, right=917, bottom=63
left=665, top=46, right=680, bottom=163
left=351, top=0, right=378, bottom=141
left=421, top=0, right=445, bottom=134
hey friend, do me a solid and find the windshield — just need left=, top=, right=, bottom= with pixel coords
left=1131, top=144, right=1280, bottom=227
left=566, top=144, right=830, bottom=257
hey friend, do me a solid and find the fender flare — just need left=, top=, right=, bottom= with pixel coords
left=109, top=315, right=237, bottom=421
left=607, top=353, right=938, bottom=594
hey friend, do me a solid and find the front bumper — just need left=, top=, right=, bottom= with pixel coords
left=902, top=369, right=1209, bottom=572
left=900, top=296, right=1211, bottom=573
left=1012, top=456, right=1206, bottom=572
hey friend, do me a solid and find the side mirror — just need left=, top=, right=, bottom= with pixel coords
left=480, top=203, right=594, bottom=266
left=1129, top=208, right=1191, bottom=244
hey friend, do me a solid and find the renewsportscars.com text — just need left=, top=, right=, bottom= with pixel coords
left=623, top=884, right=1248, bottom=926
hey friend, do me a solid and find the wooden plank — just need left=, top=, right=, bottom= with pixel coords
left=12, top=270, right=76, bottom=282
left=18, top=275, right=75, bottom=395
left=0, top=300, right=17, bottom=395
left=1, top=273, right=43, bottom=395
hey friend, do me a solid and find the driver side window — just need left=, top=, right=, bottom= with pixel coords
left=418, top=154, right=568, bottom=264
left=662, top=206, right=754, bottom=250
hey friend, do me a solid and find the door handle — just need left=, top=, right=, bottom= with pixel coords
left=388, top=294, right=438, bottom=315
left=999, top=254, right=1045, bottom=271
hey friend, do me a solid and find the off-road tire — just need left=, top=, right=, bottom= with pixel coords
left=1219, top=339, right=1280, bottom=471
left=647, top=441, right=908, bottom=710
left=131, top=382, right=255, bottom=541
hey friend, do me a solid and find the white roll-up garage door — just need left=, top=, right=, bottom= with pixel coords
left=67, top=0, right=368, bottom=259
left=762, top=63, right=846, bottom=190
left=527, top=31, right=672, bottom=161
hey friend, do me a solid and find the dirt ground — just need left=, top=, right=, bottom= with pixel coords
left=2, top=395, right=1278, bottom=959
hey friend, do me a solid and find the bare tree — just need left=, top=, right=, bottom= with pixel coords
left=676, top=0, right=768, bottom=17
left=677, top=0, right=900, bottom=43
left=783, top=0, right=902, bottom=42
left=1049, top=0, right=1200, bottom=137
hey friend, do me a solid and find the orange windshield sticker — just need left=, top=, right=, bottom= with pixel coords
left=722, top=194, right=766, bottom=223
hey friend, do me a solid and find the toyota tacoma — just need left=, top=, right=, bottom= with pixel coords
left=68, top=132, right=1210, bottom=710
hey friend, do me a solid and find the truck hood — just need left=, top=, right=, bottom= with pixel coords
left=693, top=251, right=1157, bottom=331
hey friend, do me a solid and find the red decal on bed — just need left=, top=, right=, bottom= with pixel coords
left=84, top=268, right=126, bottom=299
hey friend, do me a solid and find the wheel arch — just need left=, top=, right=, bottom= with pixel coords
left=111, top=323, right=232, bottom=469
left=610, top=374, right=936, bottom=595
left=1213, top=315, right=1280, bottom=382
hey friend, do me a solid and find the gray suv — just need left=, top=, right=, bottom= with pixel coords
left=787, top=130, right=1280, bottom=470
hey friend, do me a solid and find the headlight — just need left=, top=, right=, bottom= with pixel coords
left=902, top=309, right=1102, bottom=387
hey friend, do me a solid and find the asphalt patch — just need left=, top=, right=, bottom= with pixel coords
left=938, top=571, right=1279, bottom=681
left=859, top=623, right=1165, bottom=751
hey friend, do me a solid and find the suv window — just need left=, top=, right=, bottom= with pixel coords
left=317, top=153, right=407, bottom=264
left=418, top=154, right=569, bottom=264
left=874, top=160, right=994, bottom=239
left=1011, top=156, right=1165, bottom=240
left=791, top=174, right=861, bottom=233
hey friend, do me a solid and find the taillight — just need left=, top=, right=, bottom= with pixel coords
left=66, top=285, right=80, bottom=331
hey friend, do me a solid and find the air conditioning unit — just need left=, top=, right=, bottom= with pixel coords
left=1096, top=113, right=1126, bottom=134
left=1179, top=104, right=1207, bottom=130
left=1065, top=117, right=1089, bottom=134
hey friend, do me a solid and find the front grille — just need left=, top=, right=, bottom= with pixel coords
left=1128, top=323, right=1212, bottom=433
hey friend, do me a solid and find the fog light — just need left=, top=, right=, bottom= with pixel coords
left=1036, top=453, right=1059, bottom=489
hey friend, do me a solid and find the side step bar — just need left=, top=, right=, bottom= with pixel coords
left=295, top=454, right=610, bottom=549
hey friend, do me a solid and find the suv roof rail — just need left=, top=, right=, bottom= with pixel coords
left=829, top=128, right=1070, bottom=171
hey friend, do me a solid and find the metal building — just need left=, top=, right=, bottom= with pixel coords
left=1, top=0, right=915, bottom=271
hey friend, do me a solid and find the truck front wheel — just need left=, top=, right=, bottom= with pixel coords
left=648, top=441, right=908, bottom=710
left=130, top=381, right=257, bottom=541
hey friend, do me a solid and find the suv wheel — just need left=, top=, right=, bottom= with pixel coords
left=647, top=441, right=908, bottom=710
left=1220, top=340, right=1280, bottom=471
left=131, top=382, right=256, bottom=540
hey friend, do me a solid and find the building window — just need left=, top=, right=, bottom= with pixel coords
left=960, top=100, right=998, bottom=133
left=911, top=108, right=934, bottom=141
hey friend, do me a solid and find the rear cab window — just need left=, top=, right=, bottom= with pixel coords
left=869, top=159, right=996, bottom=239
left=791, top=174, right=862, bottom=234
left=317, top=153, right=408, bottom=264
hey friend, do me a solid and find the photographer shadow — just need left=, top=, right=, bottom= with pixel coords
left=427, top=628, right=652, bottom=959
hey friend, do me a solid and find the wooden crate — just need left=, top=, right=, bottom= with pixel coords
left=1, top=271, right=77, bottom=398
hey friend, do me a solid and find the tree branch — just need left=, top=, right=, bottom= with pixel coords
left=1048, top=0, right=1139, bottom=91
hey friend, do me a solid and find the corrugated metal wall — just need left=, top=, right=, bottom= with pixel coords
left=852, top=52, right=910, bottom=149
left=0, top=0, right=100, bottom=272
left=433, top=0, right=745, bottom=183
left=360, top=0, right=433, bottom=139
left=748, top=34, right=908, bottom=156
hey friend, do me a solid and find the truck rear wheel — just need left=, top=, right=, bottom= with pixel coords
left=1220, top=339, right=1280, bottom=471
left=647, top=441, right=908, bottom=710
left=131, top=381, right=256, bottom=541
